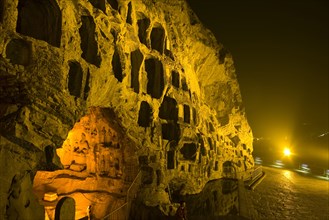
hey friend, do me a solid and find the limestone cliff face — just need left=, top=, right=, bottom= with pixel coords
left=0, top=0, right=254, bottom=219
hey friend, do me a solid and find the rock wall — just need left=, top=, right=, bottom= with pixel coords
left=0, top=0, right=254, bottom=219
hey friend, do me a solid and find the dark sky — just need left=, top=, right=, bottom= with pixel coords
left=187, top=0, right=328, bottom=144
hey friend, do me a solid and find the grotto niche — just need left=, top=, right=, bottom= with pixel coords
left=33, top=108, right=139, bottom=219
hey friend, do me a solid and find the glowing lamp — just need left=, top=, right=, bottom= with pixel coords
left=283, top=148, right=291, bottom=156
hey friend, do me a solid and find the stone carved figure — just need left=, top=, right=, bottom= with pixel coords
left=79, top=133, right=89, bottom=154
left=101, top=127, right=106, bottom=144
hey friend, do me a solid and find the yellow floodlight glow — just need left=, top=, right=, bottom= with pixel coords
left=283, top=148, right=291, bottom=156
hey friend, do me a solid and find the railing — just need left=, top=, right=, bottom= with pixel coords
left=102, top=170, right=141, bottom=220
left=251, top=166, right=263, bottom=180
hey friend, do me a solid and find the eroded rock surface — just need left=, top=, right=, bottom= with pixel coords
left=0, top=0, right=254, bottom=219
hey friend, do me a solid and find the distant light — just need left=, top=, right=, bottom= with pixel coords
left=255, top=157, right=263, bottom=165
left=299, top=164, right=310, bottom=173
left=318, top=132, right=329, bottom=137
left=274, top=160, right=284, bottom=167
left=301, top=164, right=310, bottom=170
left=283, top=148, right=291, bottom=156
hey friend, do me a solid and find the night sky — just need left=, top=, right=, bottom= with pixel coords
left=187, top=0, right=328, bottom=164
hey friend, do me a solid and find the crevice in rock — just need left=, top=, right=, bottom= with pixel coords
left=126, top=2, right=132, bottom=24
left=171, top=70, right=180, bottom=88
left=107, top=0, right=118, bottom=10
left=150, top=25, right=165, bottom=54
left=208, top=122, right=215, bottom=132
left=137, top=16, right=150, bottom=46
left=44, top=145, right=61, bottom=171
left=79, top=16, right=101, bottom=67
left=145, top=58, right=164, bottom=99
left=167, top=150, right=175, bottom=169
left=192, top=107, right=197, bottom=124
left=155, top=169, right=162, bottom=186
left=112, top=47, right=123, bottom=82
left=137, top=101, right=152, bottom=128
left=130, top=49, right=143, bottom=93
left=183, top=104, right=190, bottom=124
left=68, top=61, right=83, bottom=98
left=5, top=38, right=31, bottom=66
left=16, top=0, right=62, bottom=47
left=164, top=48, right=175, bottom=60
left=83, top=69, right=90, bottom=101
left=219, top=47, right=229, bottom=64
left=88, top=0, right=106, bottom=14
left=110, top=28, right=118, bottom=42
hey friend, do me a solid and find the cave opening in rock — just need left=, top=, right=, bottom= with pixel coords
left=126, top=2, right=132, bottom=24
left=183, top=104, right=190, bottom=124
left=150, top=25, right=165, bottom=54
left=215, top=161, right=219, bottom=171
left=181, top=77, right=188, bottom=91
left=45, top=145, right=54, bottom=164
left=54, top=197, right=75, bottom=220
left=130, top=49, right=143, bottom=93
left=5, top=38, right=31, bottom=66
left=159, top=96, right=178, bottom=122
left=88, top=0, right=106, bottom=14
left=138, top=101, right=153, bottom=127
left=218, top=114, right=229, bottom=126
left=230, top=135, right=240, bottom=147
left=16, top=0, right=62, bottom=47
left=137, top=16, right=150, bottom=46
left=223, top=161, right=235, bottom=178
left=68, top=61, right=83, bottom=98
left=33, top=108, right=139, bottom=219
left=141, top=166, right=153, bottom=185
left=79, top=16, right=101, bottom=67
left=208, top=137, right=213, bottom=150
left=161, top=122, right=180, bottom=142
left=156, top=169, right=162, bottom=186
left=0, top=0, right=4, bottom=23
left=145, top=58, right=164, bottom=99
left=171, top=70, right=180, bottom=88
left=107, top=0, right=118, bottom=10
left=167, top=150, right=175, bottom=169
left=112, top=47, right=123, bottom=82
left=180, top=143, right=197, bottom=161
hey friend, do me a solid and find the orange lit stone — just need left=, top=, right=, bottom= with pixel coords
left=43, top=192, right=58, bottom=202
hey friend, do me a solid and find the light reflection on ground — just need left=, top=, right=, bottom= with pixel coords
left=246, top=166, right=329, bottom=219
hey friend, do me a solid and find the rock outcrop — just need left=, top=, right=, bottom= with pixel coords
left=0, top=0, right=254, bottom=219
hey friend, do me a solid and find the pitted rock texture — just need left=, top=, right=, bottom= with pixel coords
left=0, top=0, right=254, bottom=219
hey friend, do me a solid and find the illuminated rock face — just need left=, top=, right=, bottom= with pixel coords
left=0, top=0, right=254, bottom=219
